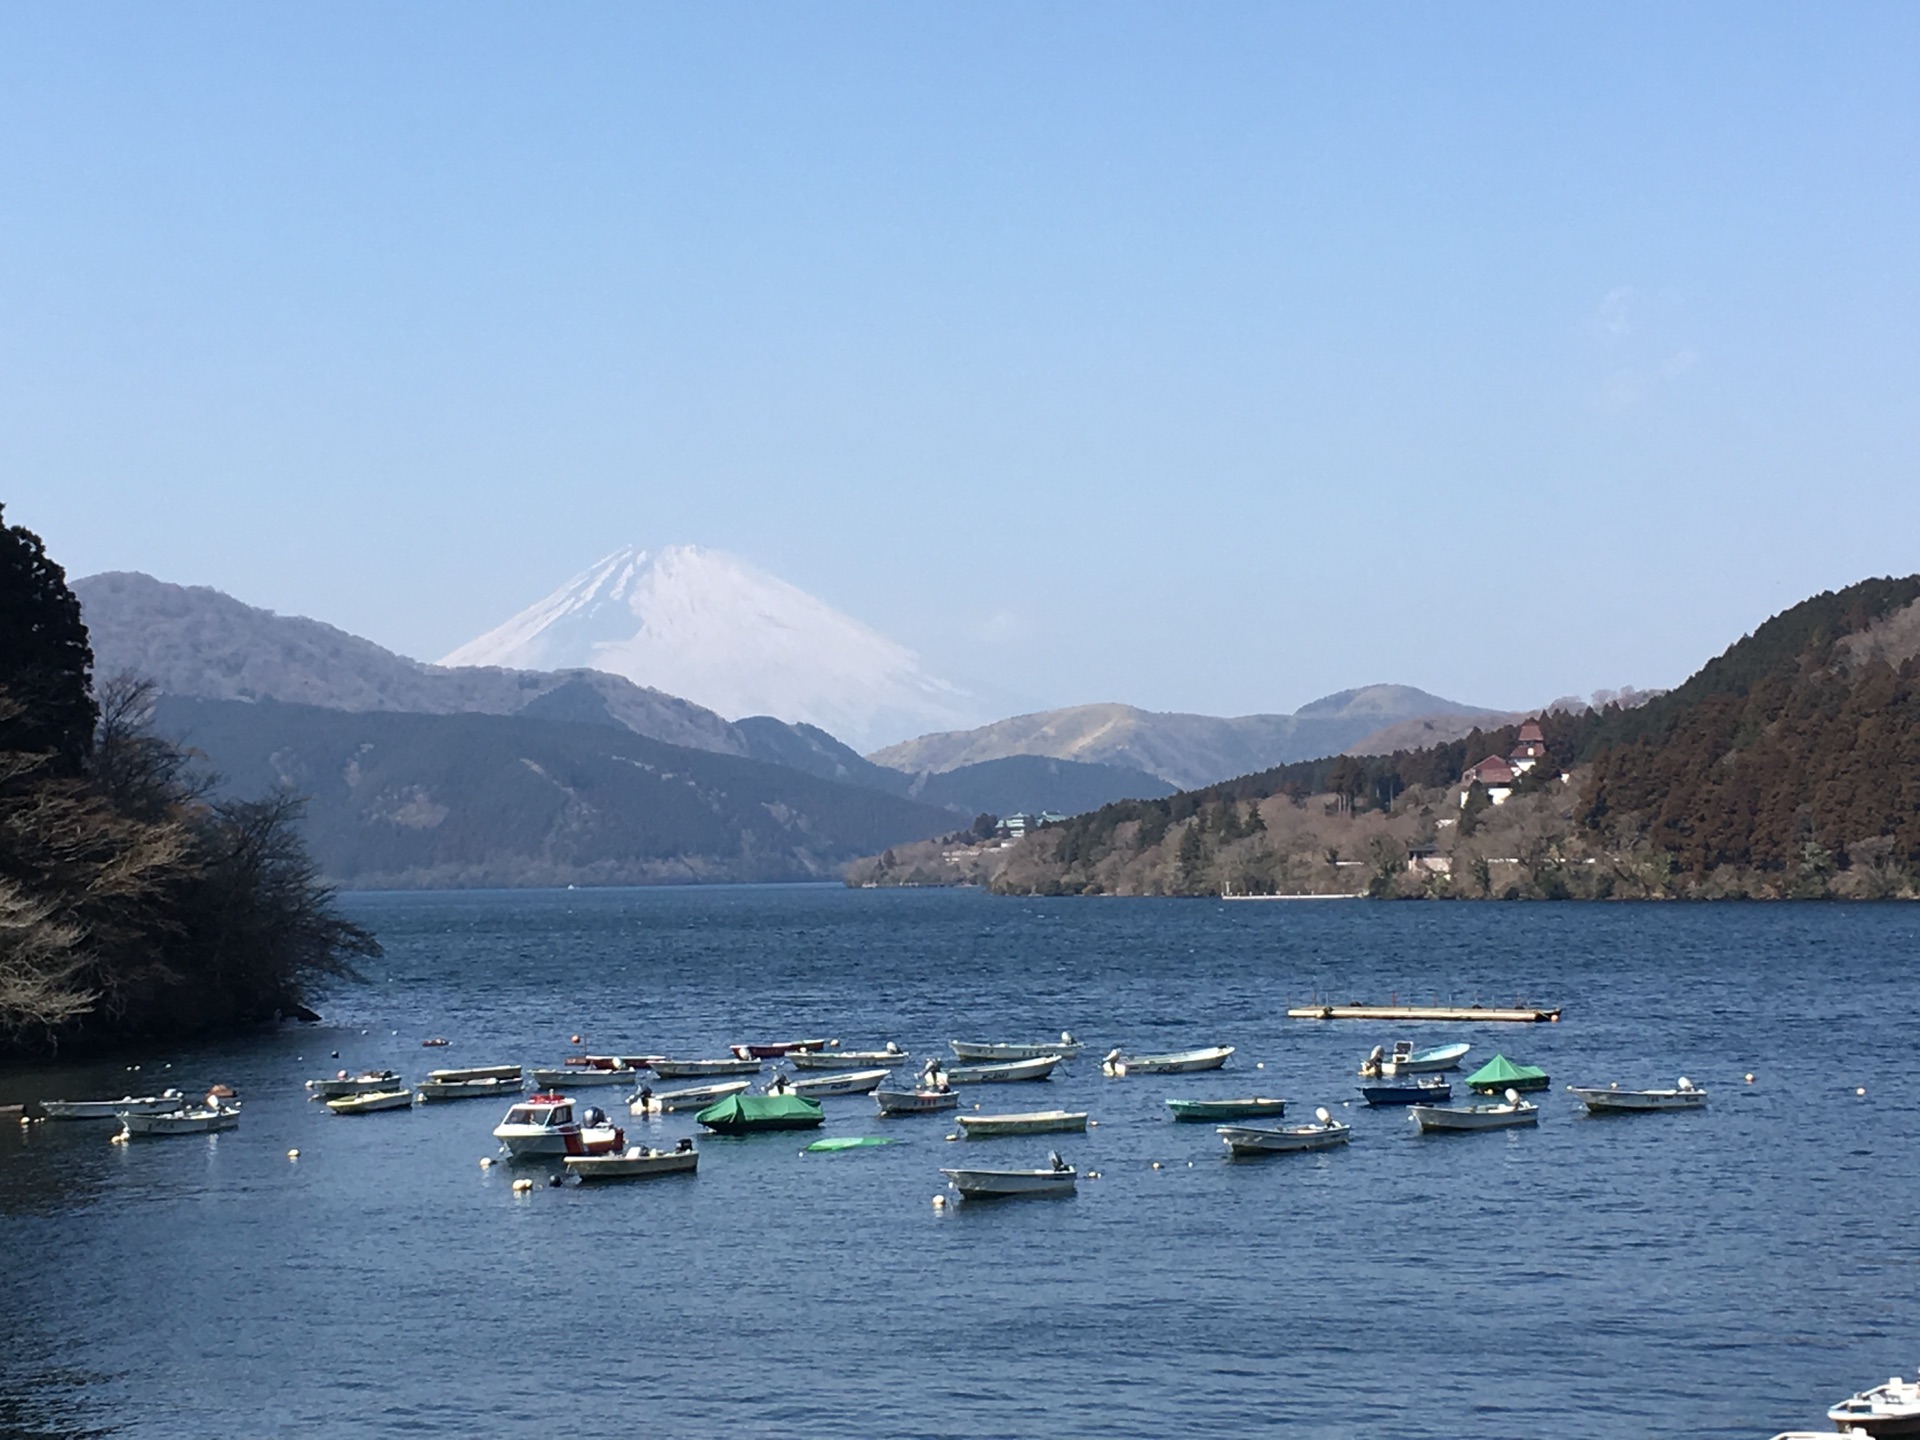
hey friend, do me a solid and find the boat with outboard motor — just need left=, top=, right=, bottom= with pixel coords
left=417, top=1075, right=522, bottom=1102
left=790, top=1044, right=907, bottom=1070
left=649, top=1057, right=762, bottom=1079
left=1465, top=1054, right=1550, bottom=1094
left=1828, top=1368, right=1920, bottom=1437
left=1360, top=1077, right=1453, bottom=1106
left=529, top=1063, right=645, bottom=1088
left=1103, top=1046, right=1233, bottom=1077
left=780, top=1068, right=892, bottom=1098
left=492, top=1094, right=625, bottom=1157
left=306, top=1070, right=407, bottom=1100
left=941, top=1151, right=1077, bottom=1198
left=943, top=1055, right=1060, bottom=1084
left=1409, top=1088, right=1538, bottom=1133
left=1567, top=1078, right=1708, bottom=1113
left=948, top=1034, right=1085, bottom=1062
left=118, top=1099, right=242, bottom=1136
left=325, top=1089, right=415, bottom=1114
left=957, top=1109, right=1088, bottom=1138
left=695, top=1092, right=824, bottom=1134
left=1359, top=1041, right=1470, bottom=1077
left=873, top=1086, right=960, bottom=1115
left=1217, top=1107, right=1350, bottom=1155
left=629, top=1080, right=751, bottom=1114
left=40, top=1089, right=186, bottom=1121
left=730, top=1039, right=828, bottom=1060
left=564, top=1138, right=699, bottom=1182
left=426, top=1064, right=522, bottom=1084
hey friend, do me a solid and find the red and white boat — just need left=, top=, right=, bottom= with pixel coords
left=491, top=1094, right=625, bottom=1158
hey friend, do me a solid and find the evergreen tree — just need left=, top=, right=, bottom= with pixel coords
left=0, top=504, right=97, bottom=772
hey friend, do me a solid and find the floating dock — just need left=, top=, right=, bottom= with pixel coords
left=1286, top=1003, right=1561, bottom=1024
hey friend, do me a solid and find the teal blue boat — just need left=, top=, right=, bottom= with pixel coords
left=1165, top=1097, right=1288, bottom=1122
left=695, top=1093, right=824, bottom=1133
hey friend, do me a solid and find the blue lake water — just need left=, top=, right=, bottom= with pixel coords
left=2, top=887, right=1916, bottom=1439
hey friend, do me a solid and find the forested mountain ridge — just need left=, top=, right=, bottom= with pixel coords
left=870, top=577, right=1920, bottom=900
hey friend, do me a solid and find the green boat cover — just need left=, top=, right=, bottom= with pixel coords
left=1464, top=1054, right=1549, bottom=1087
left=804, top=1137, right=895, bottom=1152
left=695, top=1093, right=824, bottom=1130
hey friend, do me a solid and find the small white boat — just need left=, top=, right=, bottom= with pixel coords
left=783, top=1068, right=893, bottom=1098
left=648, top=1056, right=763, bottom=1079
left=1409, top=1089, right=1539, bottom=1133
left=118, top=1103, right=242, bottom=1136
left=1567, top=1078, right=1708, bottom=1113
left=564, top=1141, right=699, bottom=1182
left=529, top=1064, right=645, bottom=1087
left=1218, top=1107, right=1351, bottom=1155
left=941, top=1151, right=1077, bottom=1198
left=41, top=1089, right=185, bottom=1121
left=1828, top=1369, right=1920, bottom=1437
left=426, top=1064, right=522, bottom=1084
left=324, top=1089, right=414, bottom=1115
left=629, top=1081, right=750, bottom=1115
left=492, top=1094, right=625, bottom=1157
left=1103, top=1046, right=1233, bottom=1077
left=957, top=1109, right=1088, bottom=1138
left=305, top=1070, right=405, bottom=1099
left=790, top=1045, right=908, bottom=1070
left=1360, top=1041, right=1471, bottom=1077
left=949, top=1033, right=1085, bottom=1062
left=944, top=1055, right=1061, bottom=1085
left=873, top=1087, right=960, bottom=1115
left=417, top=1076, right=522, bottom=1102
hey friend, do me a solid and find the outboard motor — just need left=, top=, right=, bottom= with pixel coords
left=582, top=1106, right=607, bottom=1129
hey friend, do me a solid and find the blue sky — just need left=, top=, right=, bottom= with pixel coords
left=4, top=5, right=1918, bottom=720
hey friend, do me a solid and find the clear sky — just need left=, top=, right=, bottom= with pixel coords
left=4, top=4, right=1917, bottom=720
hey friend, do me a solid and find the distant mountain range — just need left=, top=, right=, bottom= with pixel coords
left=439, top=544, right=981, bottom=752
left=868, top=686, right=1505, bottom=791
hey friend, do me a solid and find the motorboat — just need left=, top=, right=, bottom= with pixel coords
left=943, top=1055, right=1060, bottom=1084
left=1217, top=1107, right=1350, bottom=1156
left=306, top=1070, right=406, bottom=1099
left=578, top=1054, right=662, bottom=1071
left=941, top=1151, right=1077, bottom=1199
left=1165, top=1097, right=1287, bottom=1122
left=949, top=1033, right=1085, bottom=1062
left=325, top=1089, right=414, bottom=1115
left=118, top=1102, right=241, bottom=1136
left=1465, top=1054, right=1550, bottom=1094
left=40, top=1089, right=185, bottom=1121
left=957, top=1109, right=1088, bottom=1138
left=695, top=1093, right=824, bottom=1134
left=1409, top=1089, right=1539, bottom=1133
left=1102, top=1046, right=1233, bottom=1077
left=1567, top=1078, right=1708, bottom=1113
left=492, top=1094, right=625, bottom=1157
left=1358, top=1041, right=1470, bottom=1077
left=789, top=1045, right=907, bottom=1070
left=648, top=1057, right=763, bottom=1079
left=629, top=1081, right=750, bottom=1115
left=426, top=1064, right=522, bottom=1084
left=1360, top=1077, right=1453, bottom=1106
left=417, top=1076, right=522, bottom=1102
left=529, top=1063, right=645, bottom=1087
left=564, top=1139, right=699, bottom=1182
left=781, top=1068, right=892, bottom=1098
left=730, top=1039, right=828, bottom=1060
left=1828, top=1369, right=1920, bottom=1437
left=873, top=1087, right=961, bottom=1115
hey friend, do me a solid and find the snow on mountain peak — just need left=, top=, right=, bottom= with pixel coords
left=439, top=544, right=979, bottom=751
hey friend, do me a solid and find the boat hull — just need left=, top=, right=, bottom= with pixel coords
left=41, top=1093, right=185, bottom=1121
left=1105, top=1047, right=1233, bottom=1076
left=789, top=1050, right=907, bottom=1070
left=119, top=1106, right=241, bottom=1136
left=564, top=1148, right=698, bottom=1181
left=940, top=1167, right=1076, bottom=1198
left=1409, top=1103, right=1538, bottom=1133
left=873, top=1089, right=960, bottom=1114
left=1166, top=1097, right=1287, bottom=1122
left=324, top=1090, right=414, bottom=1114
left=426, top=1065, right=522, bottom=1084
left=1567, top=1086, right=1708, bottom=1113
left=307, top=1072, right=405, bottom=1099
left=417, top=1077, right=522, bottom=1102
left=631, top=1081, right=751, bottom=1114
left=957, top=1110, right=1088, bottom=1138
left=530, top=1066, right=643, bottom=1087
left=1216, top=1122, right=1350, bottom=1155
left=649, top=1058, right=763, bottom=1078
left=1360, top=1080, right=1453, bottom=1106
left=945, top=1056, right=1060, bottom=1084
left=787, top=1069, right=891, bottom=1097
left=732, top=1040, right=828, bottom=1059
left=948, top=1040, right=1086, bottom=1062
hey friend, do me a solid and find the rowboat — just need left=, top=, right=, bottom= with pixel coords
left=873, top=1087, right=960, bottom=1115
left=492, top=1094, right=625, bottom=1157
left=529, top=1064, right=645, bottom=1088
left=695, top=1093, right=824, bottom=1134
left=325, top=1089, right=414, bottom=1115
left=957, top=1109, right=1088, bottom=1138
left=730, top=1039, right=828, bottom=1060
left=1359, top=1077, right=1453, bottom=1106
left=417, top=1076, right=522, bottom=1102
left=1102, top=1046, right=1233, bottom=1077
left=1567, top=1078, right=1708, bottom=1113
left=783, top=1068, right=892, bottom=1098
left=648, top=1057, right=763, bottom=1079
left=942, top=1152, right=1077, bottom=1198
left=1464, top=1055, right=1550, bottom=1094
left=1828, top=1369, right=1920, bottom=1437
left=789, top=1046, right=907, bottom=1070
left=119, top=1103, right=242, bottom=1136
left=1217, top=1107, right=1350, bottom=1155
left=1165, top=1097, right=1287, bottom=1122
left=943, top=1055, right=1060, bottom=1085
left=426, top=1064, right=522, bottom=1084
left=628, top=1081, right=750, bottom=1114
left=1409, top=1089, right=1538, bottom=1133
left=40, top=1090, right=185, bottom=1121
left=564, top=1142, right=698, bottom=1182
left=306, top=1070, right=406, bottom=1099
left=1358, top=1041, right=1470, bottom=1077
left=948, top=1034, right=1085, bottom=1062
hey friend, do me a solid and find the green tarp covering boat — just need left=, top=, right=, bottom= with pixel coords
left=804, top=1137, right=895, bottom=1152
left=1465, top=1054, right=1550, bottom=1093
left=695, top=1093, right=824, bottom=1133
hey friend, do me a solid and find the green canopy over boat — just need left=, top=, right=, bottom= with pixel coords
left=804, top=1137, right=895, bottom=1152
left=695, top=1093, right=824, bottom=1133
left=1465, top=1054, right=1550, bottom=1093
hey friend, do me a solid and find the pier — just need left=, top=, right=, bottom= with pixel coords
left=1286, top=1003, right=1562, bottom=1023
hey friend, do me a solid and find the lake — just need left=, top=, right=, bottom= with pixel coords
left=2, top=887, right=1915, bottom=1438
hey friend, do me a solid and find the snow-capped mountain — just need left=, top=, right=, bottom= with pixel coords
left=439, top=545, right=981, bottom=751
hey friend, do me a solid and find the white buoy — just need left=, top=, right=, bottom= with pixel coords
left=287, top=1149, right=300, bottom=1160
left=1744, top=1073, right=1755, bottom=1083
left=932, top=1194, right=946, bottom=1209
left=479, top=1157, right=493, bottom=1169
left=1255, top=1061, right=1265, bottom=1070
left=511, top=1178, right=533, bottom=1194
left=1151, top=1161, right=1162, bottom=1170
left=1088, top=1119, right=1099, bottom=1127
left=109, top=1131, right=128, bottom=1145
left=1857, top=1086, right=1867, bottom=1096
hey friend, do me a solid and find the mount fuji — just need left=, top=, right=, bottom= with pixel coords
left=439, top=545, right=981, bottom=752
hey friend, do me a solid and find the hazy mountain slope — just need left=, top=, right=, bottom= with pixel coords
left=439, top=544, right=979, bottom=750
left=153, top=696, right=957, bottom=888
left=869, top=685, right=1502, bottom=790
left=77, top=571, right=747, bottom=755
left=907, top=755, right=1174, bottom=815
left=1344, top=709, right=1527, bottom=756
